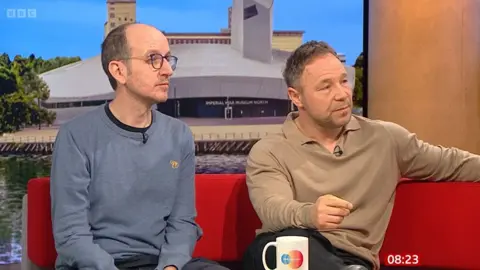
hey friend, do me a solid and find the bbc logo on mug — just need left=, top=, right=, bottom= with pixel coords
left=281, top=250, right=305, bottom=268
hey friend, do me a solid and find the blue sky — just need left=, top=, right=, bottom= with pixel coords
left=0, top=0, right=363, bottom=65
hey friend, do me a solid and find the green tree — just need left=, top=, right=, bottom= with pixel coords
left=0, top=65, right=17, bottom=96
left=0, top=65, right=20, bottom=133
left=22, top=70, right=54, bottom=127
left=35, top=56, right=81, bottom=74
left=0, top=53, right=11, bottom=67
left=0, top=53, right=79, bottom=134
left=353, top=52, right=364, bottom=107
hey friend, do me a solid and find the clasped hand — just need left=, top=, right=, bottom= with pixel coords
left=310, top=194, right=353, bottom=230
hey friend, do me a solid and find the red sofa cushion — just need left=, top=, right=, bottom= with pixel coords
left=27, top=176, right=480, bottom=269
left=379, top=181, right=480, bottom=269
left=26, top=174, right=261, bottom=268
left=192, top=174, right=261, bottom=261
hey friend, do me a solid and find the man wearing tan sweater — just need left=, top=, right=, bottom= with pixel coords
left=242, top=41, right=480, bottom=270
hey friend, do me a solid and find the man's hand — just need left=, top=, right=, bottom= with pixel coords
left=310, top=194, right=353, bottom=230
left=164, top=266, right=177, bottom=270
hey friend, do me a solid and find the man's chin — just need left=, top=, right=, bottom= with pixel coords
left=334, top=113, right=352, bottom=127
left=152, top=93, right=168, bottom=103
left=154, top=97, right=168, bottom=103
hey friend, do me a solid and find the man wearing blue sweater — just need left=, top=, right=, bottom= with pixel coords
left=50, top=23, right=229, bottom=270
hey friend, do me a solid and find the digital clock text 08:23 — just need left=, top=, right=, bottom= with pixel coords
left=385, top=254, right=419, bottom=266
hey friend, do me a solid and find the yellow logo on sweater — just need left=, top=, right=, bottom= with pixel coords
left=170, top=160, right=179, bottom=168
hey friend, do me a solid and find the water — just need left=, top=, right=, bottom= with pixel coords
left=0, top=154, right=248, bottom=265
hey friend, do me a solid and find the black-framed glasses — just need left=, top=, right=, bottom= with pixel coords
left=147, top=53, right=178, bottom=70
left=124, top=53, right=178, bottom=71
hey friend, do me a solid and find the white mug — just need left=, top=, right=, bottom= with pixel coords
left=261, top=236, right=309, bottom=270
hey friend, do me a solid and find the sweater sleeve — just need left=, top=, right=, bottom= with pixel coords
left=246, top=139, right=315, bottom=232
left=157, top=127, right=202, bottom=270
left=383, top=121, right=480, bottom=181
left=50, top=126, right=117, bottom=270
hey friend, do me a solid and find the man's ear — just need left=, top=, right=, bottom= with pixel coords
left=287, top=87, right=303, bottom=109
left=108, top=60, right=128, bottom=85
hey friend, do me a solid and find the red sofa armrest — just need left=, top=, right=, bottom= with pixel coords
left=27, top=177, right=56, bottom=268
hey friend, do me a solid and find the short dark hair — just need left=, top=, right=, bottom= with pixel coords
left=283, top=40, right=339, bottom=90
left=101, top=23, right=134, bottom=90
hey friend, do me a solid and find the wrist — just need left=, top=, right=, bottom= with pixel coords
left=302, top=203, right=317, bottom=229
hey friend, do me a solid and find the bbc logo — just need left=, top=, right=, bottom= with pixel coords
left=6, top=9, right=37, bottom=18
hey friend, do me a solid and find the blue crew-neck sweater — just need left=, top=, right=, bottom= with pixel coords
left=50, top=105, right=202, bottom=270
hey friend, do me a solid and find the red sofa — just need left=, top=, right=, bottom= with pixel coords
left=22, top=175, right=480, bottom=269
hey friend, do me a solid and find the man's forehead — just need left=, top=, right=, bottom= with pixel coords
left=126, top=25, right=169, bottom=54
left=129, top=42, right=169, bottom=56
left=303, top=55, right=346, bottom=80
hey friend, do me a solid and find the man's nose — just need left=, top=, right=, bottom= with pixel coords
left=334, top=85, right=350, bottom=100
left=160, top=61, right=174, bottom=77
